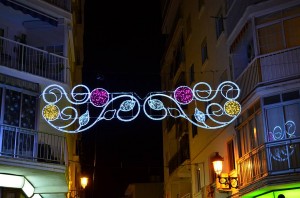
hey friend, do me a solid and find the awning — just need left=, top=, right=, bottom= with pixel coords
left=0, top=0, right=58, bottom=26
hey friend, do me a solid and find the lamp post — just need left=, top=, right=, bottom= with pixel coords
left=68, top=176, right=89, bottom=198
left=212, top=152, right=238, bottom=189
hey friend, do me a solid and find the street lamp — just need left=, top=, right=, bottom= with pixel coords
left=212, top=152, right=238, bottom=189
left=80, top=177, right=88, bottom=189
left=68, top=176, right=89, bottom=198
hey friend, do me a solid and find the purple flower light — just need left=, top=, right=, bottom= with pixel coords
left=174, top=86, right=193, bottom=104
left=90, top=88, right=109, bottom=107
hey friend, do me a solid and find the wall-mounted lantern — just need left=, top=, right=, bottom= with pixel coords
left=212, top=152, right=238, bottom=189
left=68, top=176, right=89, bottom=198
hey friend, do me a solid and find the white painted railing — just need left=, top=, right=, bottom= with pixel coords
left=0, top=36, right=68, bottom=83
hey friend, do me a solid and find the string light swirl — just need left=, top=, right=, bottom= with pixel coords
left=268, top=120, right=296, bottom=161
left=41, top=81, right=241, bottom=133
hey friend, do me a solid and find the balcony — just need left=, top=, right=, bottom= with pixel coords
left=0, top=124, right=66, bottom=165
left=0, top=36, right=68, bottom=83
left=237, top=137, right=300, bottom=193
left=235, top=47, right=300, bottom=100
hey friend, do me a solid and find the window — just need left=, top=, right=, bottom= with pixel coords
left=256, top=6, right=300, bottom=54
left=215, top=10, right=224, bottom=39
left=237, top=100, right=264, bottom=157
left=264, top=91, right=300, bottom=142
left=201, top=38, right=208, bottom=64
left=3, top=89, right=37, bottom=129
left=0, top=87, right=37, bottom=157
left=263, top=91, right=300, bottom=170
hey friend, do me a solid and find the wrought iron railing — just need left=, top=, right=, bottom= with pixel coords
left=238, top=137, right=300, bottom=188
left=236, top=47, right=300, bottom=100
left=0, top=36, right=68, bottom=83
left=0, top=124, right=66, bottom=165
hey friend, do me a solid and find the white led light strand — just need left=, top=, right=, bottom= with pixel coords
left=42, top=81, right=241, bottom=133
left=268, top=120, right=296, bottom=161
left=143, top=81, right=241, bottom=129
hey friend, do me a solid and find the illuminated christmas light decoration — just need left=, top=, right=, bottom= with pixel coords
left=143, top=81, right=241, bottom=129
left=41, top=81, right=241, bottom=133
left=269, top=120, right=296, bottom=161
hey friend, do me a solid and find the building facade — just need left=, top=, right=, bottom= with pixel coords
left=160, top=0, right=300, bottom=198
left=0, top=0, right=84, bottom=197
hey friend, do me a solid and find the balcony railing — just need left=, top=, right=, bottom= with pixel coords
left=0, top=124, right=66, bottom=165
left=0, top=36, right=68, bottom=83
left=238, top=137, right=300, bottom=188
left=236, top=47, right=300, bottom=100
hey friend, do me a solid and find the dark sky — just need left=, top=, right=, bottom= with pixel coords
left=82, top=1, right=164, bottom=197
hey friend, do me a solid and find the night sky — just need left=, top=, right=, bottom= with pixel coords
left=82, top=1, right=164, bottom=197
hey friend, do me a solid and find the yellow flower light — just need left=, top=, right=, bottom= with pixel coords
left=224, top=100, right=241, bottom=116
left=42, top=104, right=59, bottom=121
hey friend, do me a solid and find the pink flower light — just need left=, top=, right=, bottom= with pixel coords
left=90, top=88, right=109, bottom=107
left=174, top=86, right=193, bottom=104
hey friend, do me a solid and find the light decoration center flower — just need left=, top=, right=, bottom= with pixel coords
left=42, top=104, right=59, bottom=121
left=224, top=100, right=241, bottom=116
